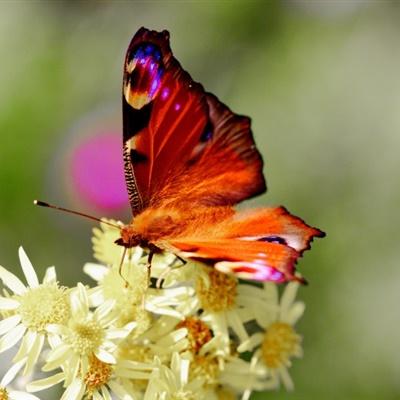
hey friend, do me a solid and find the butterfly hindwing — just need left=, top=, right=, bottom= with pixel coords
left=167, top=206, right=324, bottom=282
left=169, top=238, right=302, bottom=283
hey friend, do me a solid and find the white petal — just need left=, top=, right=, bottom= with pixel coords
left=93, top=389, right=104, bottom=400
left=227, top=309, right=249, bottom=342
left=95, top=347, right=116, bottom=364
left=0, top=314, right=21, bottom=335
left=263, top=282, right=279, bottom=305
left=24, top=331, right=45, bottom=375
left=44, top=342, right=71, bottom=365
left=254, top=303, right=277, bottom=329
left=117, top=369, right=152, bottom=379
left=107, top=380, right=132, bottom=399
left=278, top=365, right=294, bottom=391
left=9, top=391, right=40, bottom=400
left=13, top=329, right=36, bottom=362
left=280, top=282, right=299, bottom=313
left=71, top=283, right=89, bottom=316
left=18, top=247, right=39, bottom=288
left=0, top=297, right=20, bottom=310
left=100, top=386, right=112, bottom=400
left=1, top=357, right=26, bottom=386
left=43, top=266, right=57, bottom=284
left=156, top=328, right=187, bottom=347
left=284, top=301, right=305, bottom=326
left=65, top=353, right=80, bottom=387
left=237, top=333, right=264, bottom=353
left=0, top=265, right=26, bottom=295
left=60, top=379, right=85, bottom=400
left=145, top=302, right=184, bottom=320
left=83, top=262, right=109, bottom=281
left=143, top=376, right=158, bottom=400
left=46, top=323, right=69, bottom=336
left=106, top=322, right=137, bottom=339
left=0, top=323, right=26, bottom=352
left=26, top=372, right=65, bottom=392
left=94, top=299, right=116, bottom=322
left=47, top=333, right=62, bottom=349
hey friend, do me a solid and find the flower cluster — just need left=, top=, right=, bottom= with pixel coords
left=0, top=219, right=306, bottom=399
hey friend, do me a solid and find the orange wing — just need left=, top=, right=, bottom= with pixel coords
left=165, top=206, right=324, bottom=283
left=169, top=238, right=303, bottom=283
left=122, top=28, right=265, bottom=214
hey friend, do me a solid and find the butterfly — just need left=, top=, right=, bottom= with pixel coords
left=114, top=27, right=325, bottom=284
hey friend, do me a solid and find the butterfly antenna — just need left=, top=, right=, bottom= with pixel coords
left=33, top=200, right=121, bottom=229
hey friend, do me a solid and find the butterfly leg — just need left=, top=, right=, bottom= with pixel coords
left=155, top=255, right=187, bottom=289
left=146, top=251, right=154, bottom=288
left=118, top=247, right=131, bottom=288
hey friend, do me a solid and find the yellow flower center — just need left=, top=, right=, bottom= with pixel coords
left=176, top=318, right=212, bottom=353
left=0, top=386, right=9, bottom=400
left=70, top=320, right=104, bottom=356
left=261, top=322, right=302, bottom=369
left=84, top=354, right=113, bottom=398
left=17, top=283, right=70, bottom=332
left=170, top=388, right=202, bottom=400
left=101, top=265, right=152, bottom=334
left=196, top=269, right=237, bottom=313
left=189, top=355, right=219, bottom=388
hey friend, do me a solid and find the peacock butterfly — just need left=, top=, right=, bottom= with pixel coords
left=114, top=27, right=325, bottom=284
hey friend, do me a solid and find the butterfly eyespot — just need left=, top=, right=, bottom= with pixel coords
left=129, top=43, right=162, bottom=64
left=125, top=43, right=164, bottom=109
left=174, top=103, right=181, bottom=111
left=257, top=236, right=287, bottom=245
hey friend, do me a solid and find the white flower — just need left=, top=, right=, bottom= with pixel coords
left=43, top=283, right=136, bottom=386
left=0, top=247, right=70, bottom=376
left=27, top=353, right=154, bottom=400
left=180, top=265, right=266, bottom=355
left=238, top=281, right=305, bottom=393
left=92, top=218, right=124, bottom=265
left=144, top=353, right=206, bottom=400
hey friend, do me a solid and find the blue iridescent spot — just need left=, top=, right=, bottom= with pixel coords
left=130, top=43, right=164, bottom=102
left=133, top=44, right=161, bottom=63
left=200, top=120, right=213, bottom=142
left=269, top=270, right=284, bottom=281
left=258, top=236, right=287, bottom=245
left=174, top=103, right=181, bottom=111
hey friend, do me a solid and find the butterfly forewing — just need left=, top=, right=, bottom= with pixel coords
left=123, top=28, right=209, bottom=214
left=123, top=28, right=266, bottom=213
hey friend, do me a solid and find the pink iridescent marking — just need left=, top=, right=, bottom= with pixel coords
left=161, top=88, right=169, bottom=100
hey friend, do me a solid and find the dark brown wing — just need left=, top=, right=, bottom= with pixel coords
left=122, top=28, right=266, bottom=215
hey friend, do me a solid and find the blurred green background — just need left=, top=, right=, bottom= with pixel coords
left=1, top=2, right=399, bottom=399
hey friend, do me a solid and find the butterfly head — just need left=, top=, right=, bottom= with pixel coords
left=114, top=208, right=180, bottom=253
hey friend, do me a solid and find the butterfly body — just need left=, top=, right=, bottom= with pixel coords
left=117, top=28, right=324, bottom=283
